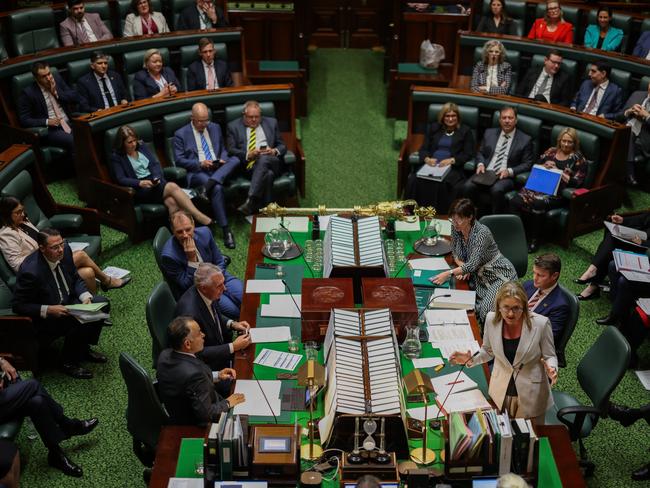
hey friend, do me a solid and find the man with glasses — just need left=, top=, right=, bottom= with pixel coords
left=186, top=38, right=233, bottom=91
left=12, top=229, right=109, bottom=379
left=571, top=61, right=623, bottom=119
left=516, top=49, right=573, bottom=106
left=173, top=103, right=240, bottom=248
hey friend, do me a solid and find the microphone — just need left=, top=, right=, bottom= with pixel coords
left=251, top=368, right=278, bottom=424
left=416, top=292, right=452, bottom=342
left=432, top=349, right=481, bottom=422
left=281, top=278, right=304, bottom=323
left=279, top=221, right=315, bottom=278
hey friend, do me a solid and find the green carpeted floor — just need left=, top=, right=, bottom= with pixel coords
left=15, top=48, right=650, bottom=487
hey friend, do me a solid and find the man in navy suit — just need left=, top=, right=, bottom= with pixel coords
left=77, top=52, right=129, bottom=113
left=461, top=106, right=534, bottom=215
left=11, top=229, right=108, bottom=380
left=524, top=253, right=569, bottom=344
left=570, top=61, right=623, bottom=120
left=186, top=38, right=233, bottom=91
left=632, top=31, right=650, bottom=59
left=174, top=263, right=250, bottom=373
left=17, top=61, right=78, bottom=160
left=227, top=100, right=288, bottom=215
left=160, top=211, right=243, bottom=318
left=177, top=0, right=227, bottom=30
left=173, top=103, right=239, bottom=248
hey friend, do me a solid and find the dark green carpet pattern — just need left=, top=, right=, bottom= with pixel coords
left=15, top=49, right=649, bottom=487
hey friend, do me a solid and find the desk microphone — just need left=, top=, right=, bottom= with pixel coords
left=432, top=349, right=480, bottom=422
left=279, top=221, right=315, bottom=278
left=416, top=292, right=451, bottom=342
left=251, top=368, right=278, bottom=424
left=281, top=278, right=304, bottom=323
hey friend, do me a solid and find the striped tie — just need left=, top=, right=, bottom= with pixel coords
left=528, top=290, right=544, bottom=311
left=246, top=128, right=257, bottom=170
left=493, top=134, right=510, bottom=172
left=199, top=131, right=213, bottom=160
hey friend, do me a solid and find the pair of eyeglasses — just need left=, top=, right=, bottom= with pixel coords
left=500, top=306, right=524, bottom=315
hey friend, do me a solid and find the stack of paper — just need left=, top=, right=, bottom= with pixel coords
left=102, top=266, right=130, bottom=279
left=435, top=340, right=480, bottom=359
left=408, top=257, right=451, bottom=271
left=425, top=309, right=470, bottom=326
left=439, top=389, right=491, bottom=415
left=260, top=294, right=301, bottom=318
left=356, top=217, right=384, bottom=267
left=395, top=217, right=421, bottom=232
left=245, top=279, right=285, bottom=293
left=430, top=289, right=476, bottom=310
left=254, top=348, right=302, bottom=370
left=428, top=325, right=475, bottom=347
left=613, top=249, right=650, bottom=283
left=249, top=326, right=291, bottom=343
left=449, top=412, right=473, bottom=460
left=232, top=379, right=282, bottom=416
left=65, top=302, right=110, bottom=323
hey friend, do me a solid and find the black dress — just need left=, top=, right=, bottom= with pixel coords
left=476, top=16, right=515, bottom=35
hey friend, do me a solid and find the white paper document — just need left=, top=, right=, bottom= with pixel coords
left=435, top=218, right=452, bottom=236
left=408, top=257, right=451, bottom=271
left=411, top=357, right=445, bottom=369
left=635, top=370, right=650, bottom=390
left=425, top=309, right=471, bottom=326
left=102, top=266, right=130, bottom=279
left=605, top=221, right=647, bottom=246
left=254, top=348, right=302, bottom=370
left=260, top=294, right=302, bottom=318
left=245, top=279, right=286, bottom=293
left=167, top=478, right=203, bottom=488
left=428, top=325, right=475, bottom=343
left=318, top=214, right=335, bottom=230
left=249, top=326, right=292, bottom=343
left=407, top=404, right=443, bottom=421
left=255, top=216, right=309, bottom=233
left=435, top=340, right=480, bottom=359
left=439, top=389, right=491, bottom=414
left=395, top=217, right=421, bottom=232
left=233, top=379, right=282, bottom=416
left=430, top=371, right=477, bottom=397
left=613, top=250, right=650, bottom=283
left=68, top=242, right=89, bottom=252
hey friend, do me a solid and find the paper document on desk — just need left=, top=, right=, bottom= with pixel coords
left=233, top=379, right=282, bottom=416
left=395, top=216, right=421, bottom=232
left=407, top=404, right=443, bottom=422
left=167, top=478, right=203, bottom=488
left=408, top=257, right=451, bottom=271
left=430, top=371, right=477, bottom=397
left=260, top=294, right=301, bottom=318
left=425, top=309, right=471, bottom=326
left=435, top=340, right=480, bottom=359
left=249, top=326, right=292, bottom=343
left=430, top=289, right=476, bottom=310
left=635, top=370, right=650, bottom=390
left=102, top=266, right=130, bottom=279
left=428, top=325, right=475, bottom=343
left=411, top=357, right=444, bottom=369
left=255, top=216, right=309, bottom=233
left=613, top=249, right=650, bottom=283
left=438, top=389, right=491, bottom=415
left=245, top=279, right=285, bottom=293
left=254, top=348, right=302, bottom=370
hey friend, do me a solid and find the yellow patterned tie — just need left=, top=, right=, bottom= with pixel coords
left=246, top=128, right=256, bottom=170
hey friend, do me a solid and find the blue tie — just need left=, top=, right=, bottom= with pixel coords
left=200, top=132, right=213, bottom=160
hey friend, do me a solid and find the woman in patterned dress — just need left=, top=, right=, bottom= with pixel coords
left=432, top=198, right=517, bottom=323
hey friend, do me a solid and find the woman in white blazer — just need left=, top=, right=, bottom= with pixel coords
left=123, top=0, right=170, bottom=37
left=450, top=281, right=558, bottom=423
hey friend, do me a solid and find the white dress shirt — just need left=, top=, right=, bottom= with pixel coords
left=529, top=70, right=553, bottom=101
left=38, top=85, right=69, bottom=124
left=94, top=72, right=117, bottom=108
left=41, top=257, right=92, bottom=318
left=584, top=80, right=609, bottom=116
left=486, top=128, right=516, bottom=174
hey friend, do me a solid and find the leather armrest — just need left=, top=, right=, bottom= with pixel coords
left=409, top=152, right=420, bottom=166
left=163, top=166, right=187, bottom=182
left=27, top=127, right=48, bottom=138
left=562, top=187, right=577, bottom=199
left=284, top=150, right=296, bottom=166
left=557, top=405, right=600, bottom=440
left=49, top=214, right=83, bottom=230
left=515, top=172, right=529, bottom=186
left=464, top=159, right=476, bottom=172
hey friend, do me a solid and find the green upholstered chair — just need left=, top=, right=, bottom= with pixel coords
left=555, top=285, right=579, bottom=368
left=179, top=43, right=228, bottom=90
left=66, top=56, right=118, bottom=86
left=0, top=277, right=38, bottom=375
left=472, top=47, right=521, bottom=94
left=169, top=0, right=196, bottom=30
left=581, top=65, right=631, bottom=96
left=640, top=76, right=650, bottom=93
left=152, top=226, right=171, bottom=277
left=9, top=7, right=60, bottom=57
left=0, top=38, right=8, bottom=63
left=478, top=214, right=528, bottom=278
left=118, top=352, right=169, bottom=468
left=145, top=281, right=176, bottom=368
left=122, top=47, right=171, bottom=100
left=585, top=10, right=632, bottom=53
left=544, top=326, right=630, bottom=476
left=116, top=0, right=163, bottom=35
left=0, top=419, right=23, bottom=442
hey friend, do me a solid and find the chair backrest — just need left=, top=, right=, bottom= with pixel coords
left=640, top=76, right=650, bottom=93
left=1, top=171, right=51, bottom=230
left=491, top=110, right=542, bottom=158
left=585, top=11, right=631, bottom=52
left=169, top=0, right=196, bottom=29
left=550, top=125, right=600, bottom=188
left=152, top=226, right=172, bottom=273
left=478, top=214, right=528, bottom=277
left=577, top=326, right=630, bottom=411
left=427, top=103, right=479, bottom=140
left=162, top=108, right=213, bottom=166
left=9, top=7, right=60, bottom=56
left=104, top=119, right=155, bottom=169
left=66, top=56, right=118, bottom=85
left=116, top=0, right=163, bottom=35
left=179, top=42, right=228, bottom=89
left=555, top=285, right=579, bottom=368
left=118, top=352, right=169, bottom=451
left=535, top=4, right=580, bottom=31
left=0, top=37, right=8, bottom=63
left=225, top=101, right=276, bottom=123
left=530, top=54, right=577, bottom=86
left=145, top=282, right=176, bottom=367
left=481, top=0, right=525, bottom=20
left=123, top=47, right=171, bottom=99
left=12, top=67, right=60, bottom=107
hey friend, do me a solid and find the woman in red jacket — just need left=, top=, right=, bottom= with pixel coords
left=527, top=1, right=573, bottom=44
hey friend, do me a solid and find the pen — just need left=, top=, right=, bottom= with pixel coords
left=445, top=380, right=464, bottom=386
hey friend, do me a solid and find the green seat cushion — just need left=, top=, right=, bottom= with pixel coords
left=0, top=419, right=23, bottom=441
left=49, top=213, right=83, bottom=230
left=138, top=204, right=168, bottom=219
left=398, top=63, right=437, bottom=74
left=546, top=390, right=594, bottom=438
left=163, top=166, right=188, bottom=183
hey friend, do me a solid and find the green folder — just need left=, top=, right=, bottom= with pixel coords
left=409, top=269, right=450, bottom=288
left=65, top=302, right=109, bottom=312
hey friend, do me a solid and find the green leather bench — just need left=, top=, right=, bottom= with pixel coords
left=9, top=7, right=60, bottom=57
left=178, top=42, right=228, bottom=90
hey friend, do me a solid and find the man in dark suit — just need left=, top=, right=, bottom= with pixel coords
left=570, top=61, right=623, bottom=120
left=227, top=100, right=288, bottom=215
left=59, top=0, right=113, bottom=46
left=524, top=253, right=569, bottom=343
left=173, top=103, right=239, bottom=248
left=77, top=51, right=129, bottom=113
left=160, top=211, right=243, bottom=318
left=0, top=357, right=98, bottom=477
left=156, top=316, right=245, bottom=426
left=12, top=228, right=108, bottom=379
left=174, top=263, right=251, bottom=373
left=461, top=106, right=534, bottom=215
left=17, top=61, right=78, bottom=159
left=186, top=37, right=233, bottom=91
left=615, top=83, right=650, bottom=187
left=516, top=49, right=572, bottom=106
left=177, top=0, right=227, bottom=30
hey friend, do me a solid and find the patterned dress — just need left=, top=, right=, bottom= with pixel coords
left=452, top=221, right=517, bottom=323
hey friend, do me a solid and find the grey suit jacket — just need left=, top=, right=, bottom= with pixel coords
left=471, top=312, right=557, bottom=418
left=226, top=117, right=287, bottom=165
left=59, top=13, right=113, bottom=46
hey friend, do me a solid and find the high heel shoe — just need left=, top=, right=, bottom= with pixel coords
left=100, top=275, right=132, bottom=291
left=573, top=277, right=592, bottom=285
left=577, top=288, right=601, bottom=301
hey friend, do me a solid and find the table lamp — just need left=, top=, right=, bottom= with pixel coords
left=403, top=369, right=436, bottom=465
left=297, top=359, right=326, bottom=460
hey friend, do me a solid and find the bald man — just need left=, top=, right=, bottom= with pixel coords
left=173, top=103, right=240, bottom=248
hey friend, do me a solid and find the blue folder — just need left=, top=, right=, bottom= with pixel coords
left=524, top=165, right=563, bottom=196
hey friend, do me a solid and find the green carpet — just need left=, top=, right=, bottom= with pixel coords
left=14, top=48, right=650, bottom=487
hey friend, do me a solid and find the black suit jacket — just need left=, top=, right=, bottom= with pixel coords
left=616, top=90, right=650, bottom=158
left=186, top=59, right=233, bottom=91
left=516, top=67, right=572, bottom=107
left=17, top=75, right=78, bottom=128
left=156, top=348, right=229, bottom=426
left=417, top=123, right=476, bottom=185
left=174, top=286, right=233, bottom=370
left=177, top=4, right=227, bottom=29
left=77, top=70, right=130, bottom=112
left=475, top=127, right=534, bottom=176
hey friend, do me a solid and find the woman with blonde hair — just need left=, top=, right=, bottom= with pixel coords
left=450, top=281, right=558, bottom=424
left=470, top=40, right=512, bottom=95
left=133, top=48, right=180, bottom=100
left=527, top=1, right=573, bottom=44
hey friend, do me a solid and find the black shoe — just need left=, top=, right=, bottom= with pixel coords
left=223, top=231, right=236, bottom=249
left=237, top=198, right=254, bottom=216
left=626, top=175, right=639, bottom=188
left=66, top=418, right=99, bottom=437
left=609, top=405, right=637, bottom=427
left=84, top=350, right=108, bottom=364
left=527, top=240, right=539, bottom=254
left=577, top=290, right=601, bottom=301
left=632, top=463, right=650, bottom=481
left=100, top=275, right=132, bottom=291
left=595, top=313, right=617, bottom=325
left=61, top=363, right=93, bottom=379
left=223, top=255, right=232, bottom=267
left=573, top=277, right=593, bottom=285
left=48, top=449, right=83, bottom=477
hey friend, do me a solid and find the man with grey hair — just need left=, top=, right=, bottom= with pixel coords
left=174, top=262, right=251, bottom=372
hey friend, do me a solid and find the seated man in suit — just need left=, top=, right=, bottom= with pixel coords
left=524, top=253, right=569, bottom=343
left=596, top=259, right=650, bottom=328
left=18, top=61, right=78, bottom=160
left=175, top=263, right=251, bottom=374
left=173, top=103, right=240, bottom=248
left=615, top=82, right=650, bottom=187
left=633, top=31, right=650, bottom=60
left=227, top=100, right=288, bottom=215
left=186, top=37, right=233, bottom=91
left=160, top=211, right=243, bottom=318
left=461, top=106, right=534, bottom=215
left=77, top=51, right=129, bottom=113
left=156, top=316, right=245, bottom=426
left=515, top=49, right=572, bottom=106
left=0, top=357, right=98, bottom=477
left=12, top=228, right=109, bottom=380
left=570, top=61, right=623, bottom=120
left=177, top=0, right=227, bottom=30
left=59, top=0, right=113, bottom=47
